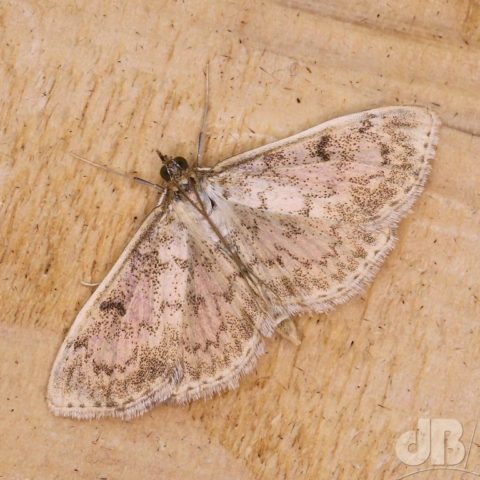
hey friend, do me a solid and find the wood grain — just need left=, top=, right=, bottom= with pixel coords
left=1, top=1, right=479, bottom=478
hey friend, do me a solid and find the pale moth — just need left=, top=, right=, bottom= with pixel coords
left=48, top=75, right=440, bottom=419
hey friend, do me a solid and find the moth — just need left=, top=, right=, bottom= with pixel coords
left=48, top=98, right=440, bottom=419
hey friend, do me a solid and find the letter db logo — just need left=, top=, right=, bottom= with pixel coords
left=396, top=418, right=465, bottom=466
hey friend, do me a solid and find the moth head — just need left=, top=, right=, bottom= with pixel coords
left=157, top=150, right=190, bottom=183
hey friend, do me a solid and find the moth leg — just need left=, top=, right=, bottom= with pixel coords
left=80, top=280, right=100, bottom=287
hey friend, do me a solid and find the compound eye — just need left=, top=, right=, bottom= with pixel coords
left=173, top=156, right=189, bottom=170
left=160, top=165, right=171, bottom=182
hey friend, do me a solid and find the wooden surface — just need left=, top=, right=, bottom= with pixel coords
left=1, top=1, right=479, bottom=479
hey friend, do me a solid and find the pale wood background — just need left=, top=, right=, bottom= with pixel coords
left=1, top=1, right=479, bottom=479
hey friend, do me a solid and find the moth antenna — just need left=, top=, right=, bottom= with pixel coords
left=155, top=149, right=168, bottom=164
left=70, top=152, right=164, bottom=192
left=196, top=62, right=210, bottom=167
left=132, top=176, right=164, bottom=191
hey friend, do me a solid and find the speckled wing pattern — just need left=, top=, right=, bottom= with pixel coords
left=206, top=106, right=440, bottom=314
left=48, top=106, right=440, bottom=419
left=48, top=194, right=269, bottom=418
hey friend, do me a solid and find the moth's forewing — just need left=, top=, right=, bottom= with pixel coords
left=48, top=196, right=187, bottom=419
left=205, top=106, right=440, bottom=312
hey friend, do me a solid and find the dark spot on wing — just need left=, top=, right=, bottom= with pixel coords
left=99, top=300, right=126, bottom=317
left=380, top=143, right=391, bottom=165
left=315, top=135, right=331, bottom=161
left=358, top=113, right=375, bottom=133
